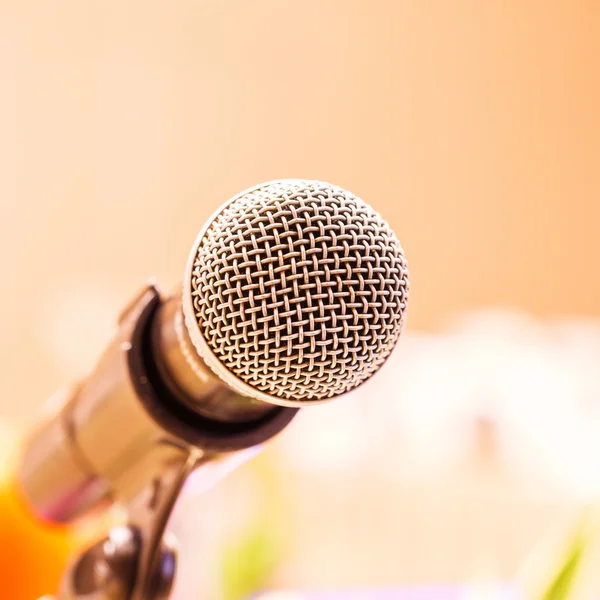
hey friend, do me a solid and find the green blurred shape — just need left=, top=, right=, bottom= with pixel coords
left=539, top=529, right=588, bottom=600
left=219, top=455, right=287, bottom=600
left=220, top=520, right=279, bottom=600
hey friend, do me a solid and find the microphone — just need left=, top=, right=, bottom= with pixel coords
left=19, top=179, right=409, bottom=523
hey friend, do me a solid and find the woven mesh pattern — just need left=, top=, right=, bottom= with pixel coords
left=190, top=180, right=409, bottom=402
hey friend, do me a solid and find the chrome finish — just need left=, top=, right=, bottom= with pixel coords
left=20, top=282, right=297, bottom=524
left=49, top=450, right=262, bottom=600
left=57, top=526, right=139, bottom=599
left=54, top=451, right=196, bottom=600
left=128, top=451, right=201, bottom=600
left=150, top=295, right=274, bottom=424
left=26, top=179, right=409, bottom=598
left=183, top=179, right=409, bottom=406
left=20, top=286, right=192, bottom=522
left=19, top=385, right=110, bottom=522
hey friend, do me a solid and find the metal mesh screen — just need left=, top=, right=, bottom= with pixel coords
left=189, top=180, right=409, bottom=402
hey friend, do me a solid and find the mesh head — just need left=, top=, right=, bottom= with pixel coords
left=184, top=180, right=409, bottom=405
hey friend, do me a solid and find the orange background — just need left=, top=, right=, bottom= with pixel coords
left=1, top=1, right=599, bottom=422
left=0, top=479, right=73, bottom=599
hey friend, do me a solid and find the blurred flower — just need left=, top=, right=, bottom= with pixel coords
left=172, top=309, right=600, bottom=596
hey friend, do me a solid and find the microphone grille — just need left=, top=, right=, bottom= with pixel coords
left=185, top=180, right=409, bottom=405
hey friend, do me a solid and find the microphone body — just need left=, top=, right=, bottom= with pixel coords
left=19, top=179, right=409, bottom=525
left=20, top=285, right=296, bottom=523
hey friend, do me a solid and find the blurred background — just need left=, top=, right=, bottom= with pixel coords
left=1, top=1, right=599, bottom=598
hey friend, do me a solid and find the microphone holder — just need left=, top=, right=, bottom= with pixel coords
left=30, top=283, right=298, bottom=600
left=50, top=450, right=202, bottom=600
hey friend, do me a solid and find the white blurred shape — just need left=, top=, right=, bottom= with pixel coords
left=36, top=279, right=121, bottom=376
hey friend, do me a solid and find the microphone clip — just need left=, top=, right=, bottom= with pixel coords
left=52, top=449, right=202, bottom=600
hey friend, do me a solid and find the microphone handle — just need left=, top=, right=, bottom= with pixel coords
left=18, top=283, right=297, bottom=524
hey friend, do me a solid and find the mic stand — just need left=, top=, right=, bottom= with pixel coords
left=30, top=283, right=297, bottom=600
left=51, top=449, right=203, bottom=600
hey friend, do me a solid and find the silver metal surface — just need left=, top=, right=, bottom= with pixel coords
left=20, top=181, right=408, bottom=522
left=183, top=179, right=409, bottom=406
left=150, top=295, right=274, bottom=423
left=48, top=450, right=264, bottom=600
left=20, top=281, right=296, bottom=524
left=53, top=449, right=191, bottom=600
left=20, top=286, right=195, bottom=522
left=55, top=454, right=197, bottom=599
left=19, top=385, right=111, bottom=522
left=25, top=179, right=409, bottom=598
left=56, top=525, right=140, bottom=599
left=128, top=451, right=202, bottom=600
